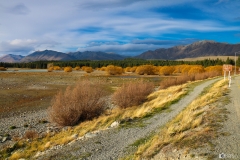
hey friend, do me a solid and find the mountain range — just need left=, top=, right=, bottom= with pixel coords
left=1, top=41, right=240, bottom=63
left=136, top=40, right=240, bottom=60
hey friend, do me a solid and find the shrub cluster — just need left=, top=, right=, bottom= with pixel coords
left=49, top=80, right=106, bottom=126
left=53, top=66, right=61, bottom=70
left=112, top=81, right=155, bottom=109
left=82, top=66, right=94, bottom=73
left=160, top=71, right=221, bottom=89
left=135, top=65, right=158, bottom=75
left=106, top=65, right=123, bottom=75
left=160, top=66, right=175, bottom=75
left=64, top=66, right=72, bottom=72
left=74, top=66, right=81, bottom=71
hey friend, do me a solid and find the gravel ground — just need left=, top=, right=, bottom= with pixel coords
left=0, top=109, right=52, bottom=149
left=211, top=76, right=240, bottom=159
left=35, top=78, right=220, bottom=160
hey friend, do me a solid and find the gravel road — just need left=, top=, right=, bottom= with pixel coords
left=36, top=78, right=220, bottom=160
left=212, top=76, right=240, bottom=159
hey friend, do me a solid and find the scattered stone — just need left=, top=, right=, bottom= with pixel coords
left=85, top=132, right=97, bottom=139
left=110, top=121, right=120, bottom=128
left=2, top=137, right=8, bottom=143
left=71, top=134, right=78, bottom=139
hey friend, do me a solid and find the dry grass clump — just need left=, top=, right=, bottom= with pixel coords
left=49, top=80, right=107, bottom=126
left=134, top=80, right=228, bottom=159
left=112, top=81, right=155, bottom=109
left=24, top=130, right=39, bottom=140
left=0, top=67, right=7, bottom=71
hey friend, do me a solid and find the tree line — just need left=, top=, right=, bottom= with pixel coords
left=0, top=56, right=239, bottom=69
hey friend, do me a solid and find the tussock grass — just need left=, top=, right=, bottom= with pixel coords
left=49, top=80, right=106, bottom=126
left=112, top=81, right=155, bottom=109
left=132, top=79, right=229, bottom=159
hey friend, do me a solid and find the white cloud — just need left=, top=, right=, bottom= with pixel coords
left=0, top=0, right=239, bottom=56
left=0, top=39, right=60, bottom=55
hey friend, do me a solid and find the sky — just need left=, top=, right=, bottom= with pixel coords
left=0, top=0, right=240, bottom=56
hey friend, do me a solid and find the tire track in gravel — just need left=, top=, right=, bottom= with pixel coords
left=212, top=76, right=240, bottom=159
left=38, top=78, right=221, bottom=160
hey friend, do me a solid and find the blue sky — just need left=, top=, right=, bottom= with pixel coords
left=0, top=0, right=240, bottom=56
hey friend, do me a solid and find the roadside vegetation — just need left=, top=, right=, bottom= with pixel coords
left=129, top=79, right=229, bottom=159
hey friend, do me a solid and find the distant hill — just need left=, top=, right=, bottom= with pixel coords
left=135, top=41, right=240, bottom=60
left=68, top=51, right=126, bottom=60
left=20, top=50, right=74, bottom=62
left=0, top=54, right=25, bottom=63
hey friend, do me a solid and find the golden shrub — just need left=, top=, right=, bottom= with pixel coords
left=47, top=67, right=53, bottom=72
left=188, top=66, right=204, bottom=75
left=106, top=65, right=123, bottom=75
left=84, top=67, right=94, bottom=73
left=130, top=66, right=137, bottom=72
left=64, top=66, right=72, bottom=72
left=75, top=66, right=81, bottom=71
left=181, top=65, right=192, bottom=74
left=53, top=66, right=61, bottom=70
left=135, top=65, right=156, bottom=75
left=125, top=67, right=132, bottom=72
left=160, top=66, right=175, bottom=75
left=100, top=67, right=107, bottom=71
left=205, top=65, right=222, bottom=75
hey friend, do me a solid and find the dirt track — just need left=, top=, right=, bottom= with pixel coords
left=36, top=78, right=221, bottom=160
left=212, top=76, right=240, bottom=159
